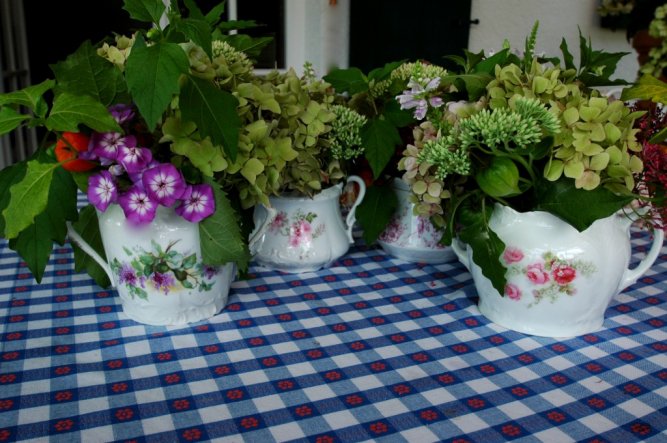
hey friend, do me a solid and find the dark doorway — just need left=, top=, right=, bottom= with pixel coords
left=349, top=0, right=473, bottom=72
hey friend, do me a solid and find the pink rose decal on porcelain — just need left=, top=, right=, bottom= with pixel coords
left=502, top=247, right=524, bottom=264
left=525, top=263, right=550, bottom=285
left=504, top=283, right=522, bottom=300
left=501, top=247, right=596, bottom=306
left=268, top=210, right=325, bottom=255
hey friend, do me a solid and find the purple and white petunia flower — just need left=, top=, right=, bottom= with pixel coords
left=142, top=163, right=186, bottom=207
left=175, top=184, right=215, bottom=223
left=118, top=186, right=157, bottom=224
left=91, top=133, right=137, bottom=163
left=109, top=104, right=135, bottom=125
left=87, top=170, right=118, bottom=212
left=117, top=146, right=153, bottom=174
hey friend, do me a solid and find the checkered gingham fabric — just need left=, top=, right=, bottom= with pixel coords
left=1, top=229, right=666, bottom=442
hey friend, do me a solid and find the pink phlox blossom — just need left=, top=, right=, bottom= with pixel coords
left=119, top=186, right=157, bottom=224
left=175, top=184, right=215, bottom=223
left=118, top=146, right=153, bottom=174
left=142, top=163, right=186, bottom=207
left=87, top=170, right=118, bottom=212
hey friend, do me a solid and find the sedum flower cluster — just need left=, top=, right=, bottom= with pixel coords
left=328, top=105, right=367, bottom=161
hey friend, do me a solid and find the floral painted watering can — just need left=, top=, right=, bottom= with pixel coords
left=452, top=204, right=664, bottom=337
left=68, top=204, right=238, bottom=326
left=378, top=179, right=454, bottom=264
left=250, top=176, right=366, bottom=273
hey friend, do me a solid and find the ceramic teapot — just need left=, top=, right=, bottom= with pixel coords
left=452, top=204, right=664, bottom=337
left=378, top=179, right=454, bottom=264
left=68, top=204, right=239, bottom=326
left=250, top=176, right=366, bottom=273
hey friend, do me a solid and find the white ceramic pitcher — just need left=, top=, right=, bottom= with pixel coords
left=68, top=204, right=236, bottom=326
left=378, top=178, right=454, bottom=264
left=452, top=204, right=664, bottom=337
left=250, top=176, right=366, bottom=273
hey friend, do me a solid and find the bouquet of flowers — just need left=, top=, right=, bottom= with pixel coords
left=396, top=23, right=666, bottom=294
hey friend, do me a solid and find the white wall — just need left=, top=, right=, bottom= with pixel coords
left=468, top=0, right=640, bottom=82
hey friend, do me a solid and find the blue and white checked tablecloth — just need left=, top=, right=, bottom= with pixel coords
left=1, top=230, right=666, bottom=442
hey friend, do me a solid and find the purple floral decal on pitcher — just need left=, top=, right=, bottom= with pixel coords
left=501, top=247, right=596, bottom=306
left=110, top=240, right=218, bottom=300
left=269, top=210, right=325, bottom=249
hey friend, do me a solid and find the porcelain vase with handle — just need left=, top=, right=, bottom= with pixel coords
left=452, top=204, right=664, bottom=337
left=250, top=176, right=366, bottom=273
left=68, top=204, right=254, bottom=326
left=378, top=178, right=454, bottom=264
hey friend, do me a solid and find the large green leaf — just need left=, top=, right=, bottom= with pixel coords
left=0, top=107, right=30, bottom=135
left=44, top=168, right=80, bottom=245
left=71, top=205, right=111, bottom=288
left=368, top=60, right=405, bottom=82
left=457, top=202, right=507, bottom=295
left=180, top=75, right=240, bottom=161
left=473, top=48, right=510, bottom=75
left=0, top=161, right=28, bottom=235
left=534, top=177, right=634, bottom=231
left=383, top=99, right=414, bottom=128
left=3, top=160, right=59, bottom=239
left=621, top=74, right=667, bottom=104
left=123, top=0, right=165, bottom=24
left=199, top=178, right=249, bottom=270
left=323, top=67, right=368, bottom=95
left=51, top=40, right=124, bottom=106
left=46, top=92, right=121, bottom=133
left=355, top=182, right=398, bottom=245
left=125, top=37, right=189, bottom=130
left=175, top=18, right=212, bottom=58
left=0, top=79, right=54, bottom=108
left=221, top=34, right=273, bottom=60
left=8, top=215, right=55, bottom=283
left=442, top=73, right=493, bottom=101
left=362, top=117, right=402, bottom=179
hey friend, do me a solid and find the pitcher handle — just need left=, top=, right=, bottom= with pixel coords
left=344, top=175, right=367, bottom=244
left=451, top=237, right=472, bottom=271
left=248, top=205, right=278, bottom=255
left=619, top=227, right=664, bottom=291
left=66, top=221, right=115, bottom=285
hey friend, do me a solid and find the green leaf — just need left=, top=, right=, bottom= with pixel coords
left=473, top=49, right=510, bottom=75
left=180, top=75, right=240, bottom=161
left=442, top=73, right=493, bottom=101
left=383, top=99, right=414, bottom=128
left=182, top=0, right=205, bottom=20
left=205, top=1, right=227, bottom=25
left=649, top=126, right=667, bottom=144
left=222, top=34, right=273, bottom=60
left=199, top=177, right=249, bottom=270
left=0, top=107, right=30, bottom=135
left=123, top=0, right=165, bottom=24
left=368, top=60, right=405, bottom=82
left=8, top=216, right=55, bottom=283
left=457, top=201, right=506, bottom=295
left=125, top=37, right=189, bottom=130
left=46, top=92, right=121, bottom=133
left=356, top=182, right=398, bottom=245
left=362, top=117, right=402, bottom=179
left=621, top=74, right=667, bottom=104
left=44, top=168, right=80, bottom=244
left=3, top=161, right=59, bottom=239
left=180, top=77, right=241, bottom=162
left=475, top=157, right=521, bottom=197
left=217, top=20, right=260, bottom=32
left=51, top=41, right=124, bottom=107
left=0, top=161, right=27, bottom=235
left=560, top=38, right=575, bottom=71
left=534, top=177, right=634, bottom=231
left=0, top=79, right=54, bottom=108
left=175, top=18, right=213, bottom=58
left=323, top=67, right=368, bottom=95
left=71, top=205, right=111, bottom=288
